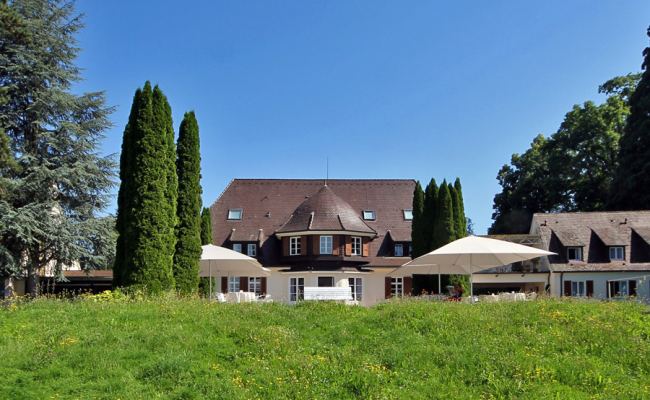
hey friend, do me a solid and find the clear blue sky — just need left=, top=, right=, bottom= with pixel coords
left=73, top=0, right=650, bottom=235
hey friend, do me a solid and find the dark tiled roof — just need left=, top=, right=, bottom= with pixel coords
left=209, top=179, right=416, bottom=267
left=531, top=211, right=650, bottom=272
left=276, top=185, right=375, bottom=234
left=387, top=229, right=411, bottom=242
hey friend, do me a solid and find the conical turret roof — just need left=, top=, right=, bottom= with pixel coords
left=276, top=185, right=376, bottom=235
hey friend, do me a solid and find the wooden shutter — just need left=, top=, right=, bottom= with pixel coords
left=240, top=277, right=248, bottom=292
left=362, top=237, right=369, bottom=257
left=563, top=280, right=571, bottom=297
left=332, top=235, right=339, bottom=255
left=313, top=236, right=320, bottom=255
left=404, top=276, right=413, bottom=296
left=385, top=277, right=392, bottom=299
left=301, top=235, right=308, bottom=255
left=586, top=280, right=594, bottom=297
left=221, top=276, right=228, bottom=294
left=608, top=281, right=615, bottom=298
left=282, top=237, right=289, bottom=256
left=630, top=280, right=637, bottom=297
left=261, top=277, right=267, bottom=295
left=345, top=236, right=352, bottom=256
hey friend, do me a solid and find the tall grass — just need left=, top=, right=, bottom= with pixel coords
left=1, top=294, right=649, bottom=399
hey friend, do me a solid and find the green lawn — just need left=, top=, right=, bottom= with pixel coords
left=1, top=294, right=649, bottom=399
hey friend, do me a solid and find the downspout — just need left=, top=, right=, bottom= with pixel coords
left=560, top=272, right=564, bottom=298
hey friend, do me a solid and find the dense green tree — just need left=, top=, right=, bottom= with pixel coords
left=0, top=0, right=116, bottom=294
left=490, top=74, right=639, bottom=234
left=609, top=28, right=650, bottom=210
left=410, top=181, right=425, bottom=258
left=454, top=178, right=467, bottom=238
left=433, top=180, right=455, bottom=249
left=115, top=82, right=176, bottom=293
left=200, top=207, right=213, bottom=245
left=448, top=183, right=462, bottom=240
left=422, top=178, right=438, bottom=251
left=173, top=111, right=202, bottom=294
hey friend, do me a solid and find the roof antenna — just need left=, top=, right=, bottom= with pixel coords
left=325, top=156, right=328, bottom=186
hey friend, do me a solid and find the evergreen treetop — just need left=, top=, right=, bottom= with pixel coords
left=410, top=181, right=425, bottom=259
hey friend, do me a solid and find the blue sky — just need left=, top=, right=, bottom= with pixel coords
left=73, top=0, right=650, bottom=235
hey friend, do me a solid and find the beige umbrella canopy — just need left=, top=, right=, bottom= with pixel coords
left=198, top=244, right=270, bottom=277
left=396, top=236, right=555, bottom=298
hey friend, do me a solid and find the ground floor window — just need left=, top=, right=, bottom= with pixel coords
left=391, top=277, right=403, bottom=296
left=290, top=277, right=304, bottom=301
left=349, top=277, right=363, bottom=301
left=249, top=277, right=261, bottom=295
left=571, top=281, right=586, bottom=297
left=318, top=276, right=334, bottom=287
left=228, top=277, right=240, bottom=293
left=612, top=281, right=628, bottom=297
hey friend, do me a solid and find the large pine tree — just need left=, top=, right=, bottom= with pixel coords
left=200, top=207, right=214, bottom=245
left=0, top=0, right=116, bottom=294
left=410, top=181, right=425, bottom=259
left=114, top=82, right=176, bottom=293
left=173, top=111, right=202, bottom=294
left=609, top=27, right=650, bottom=210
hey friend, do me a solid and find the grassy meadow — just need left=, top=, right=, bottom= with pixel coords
left=1, top=294, right=649, bottom=400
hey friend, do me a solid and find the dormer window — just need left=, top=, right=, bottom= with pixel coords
left=403, top=210, right=413, bottom=220
left=363, top=210, right=375, bottom=220
left=395, top=244, right=404, bottom=257
left=567, top=247, right=582, bottom=261
left=228, top=209, right=242, bottom=220
left=609, top=246, right=624, bottom=261
left=351, top=237, right=362, bottom=256
left=233, top=244, right=242, bottom=253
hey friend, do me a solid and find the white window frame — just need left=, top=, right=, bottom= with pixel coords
left=395, top=244, right=404, bottom=257
left=249, top=277, right=261, bottom=295
left=233, top=244, right=242, bottom=253
left=227, top=209, right=242, bottom=220
left=320, top=236, right=333, bottom=255
left=567, top=247, right=583, bottom=261
left=571, top=281, right=586, bottom=298
left=351, top=237, right=362, bottom=256
left=228, top=277, right=240, bottom=293
left=609, top=246, right=624, bottom=261
left=290, top=236, right=301, bottom=256
left=289, top=277, right=304, bottom=302
left=403, top=209, right=413, bottom=220
left=247, top=244, right=256, bottom=257
left=363, top=210, right=375, bottom=220
left=391, top=277, right=403, bottom=297
left=349, top=277, right=363, bottom=301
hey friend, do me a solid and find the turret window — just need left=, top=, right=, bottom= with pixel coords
left=290, top=237, right=301, bottom=256
left=320, top=236, right=333, bottom=254
left=351, top=237, right=362, bottom=256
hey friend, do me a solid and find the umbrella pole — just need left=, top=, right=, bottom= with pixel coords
left=209, top=261, right=213, bottom=303
left=438, top=265, right=441, bottom=295
left=470, top=254, right=474, bottom=302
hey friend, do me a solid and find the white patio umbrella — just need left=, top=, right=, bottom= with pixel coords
left=398, top=236, right=555, bottom=299
left=198, top=244, right=271, bottom=300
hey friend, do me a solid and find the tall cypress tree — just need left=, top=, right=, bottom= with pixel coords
left=410, top=181, right=425, bottom=259
left=201, top=207, right=214, bottom=245
left=609, top=26, right=650, bottom=210
left=433, top=180, right=455, bottom=249
left=454, top=178, right=468, bottom=238
left=173, top=111, right=202, bottom=294
left=422, top=178, right=438, bottom=252
left=115, top=82, right=176, bottom=293
left=448, top=183, right=461, bottom=240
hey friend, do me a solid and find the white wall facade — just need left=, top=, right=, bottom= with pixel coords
left=551, top=271, right=650, bottom=303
